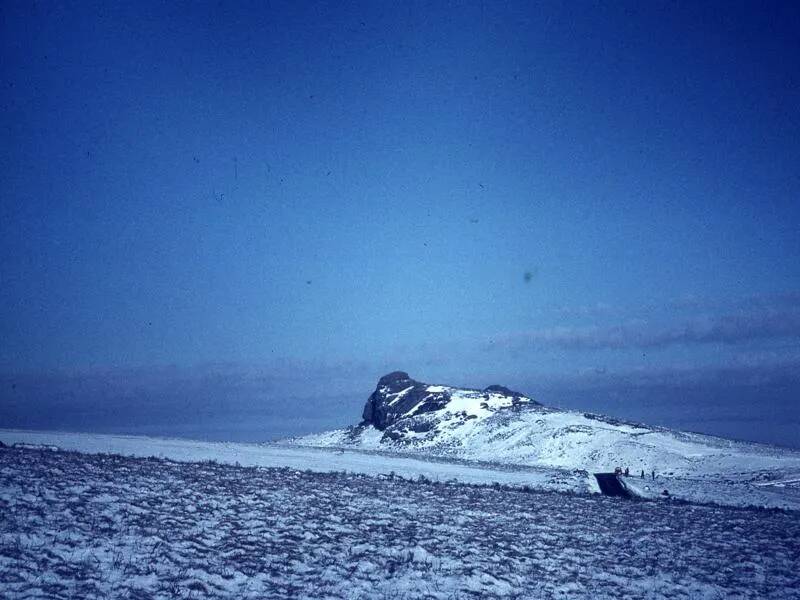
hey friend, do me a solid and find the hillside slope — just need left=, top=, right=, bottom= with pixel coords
left=293, top=371, right=800, bottom=479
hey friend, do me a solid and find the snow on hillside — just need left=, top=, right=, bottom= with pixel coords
left=292, top=372, right=800, bottom=476
left=298, top=407, right=800, bottom=478
left=2, top=446, right=799, bottom=599
left=288, top=372, right=800, bottom=509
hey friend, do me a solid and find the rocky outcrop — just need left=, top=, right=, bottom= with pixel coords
left=360, top=371, right=537, bottom=432
left=361, top=371, right=444, bottom=430
left=483, top=384, right=525, bottom=398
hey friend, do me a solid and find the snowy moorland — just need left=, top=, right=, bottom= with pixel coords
left=4, top=428, right=799, bottom=510
left=2, top=445, right=799, bottom=600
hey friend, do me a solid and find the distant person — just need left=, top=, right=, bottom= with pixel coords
left=641, top=469, right=645, bottom=479
left=651, top=469, right=656, bottom=480
left=624, top=467, right=629, bottom=477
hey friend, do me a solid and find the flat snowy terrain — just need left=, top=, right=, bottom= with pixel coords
left=0, top=429, right=583, bottom=491
left=2, top=445, right=799, bottom=599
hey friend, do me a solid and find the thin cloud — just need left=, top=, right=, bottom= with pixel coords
left=668, top=290, right=800, bottom=312
left=492, top=307, right=800, bottom=352
left=527, top=354, right=800, bottom=392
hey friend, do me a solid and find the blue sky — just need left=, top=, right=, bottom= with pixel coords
left=2, top=1, right=799, bottom=446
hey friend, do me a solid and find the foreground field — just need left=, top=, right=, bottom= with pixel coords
left=1, top=447, right=798, bottom=599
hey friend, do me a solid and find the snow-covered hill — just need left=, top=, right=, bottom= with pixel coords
left=291, top=371, right=800, bottom=480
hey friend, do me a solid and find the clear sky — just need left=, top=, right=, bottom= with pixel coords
left=2, top=1, right=799, bottom=447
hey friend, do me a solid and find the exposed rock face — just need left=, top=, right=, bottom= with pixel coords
left=361, top=372, right=447, bottom=430
left=360, top=371, right=537, bottom=433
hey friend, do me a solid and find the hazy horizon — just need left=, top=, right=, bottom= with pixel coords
left=3, top=359, right=800, bottom=449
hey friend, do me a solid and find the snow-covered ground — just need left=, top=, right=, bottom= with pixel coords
left=2, top=445, right=799, bottom=599
left=0, top=429, right=584, bottom=492
left=3, top=428, right=800, bottom=510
